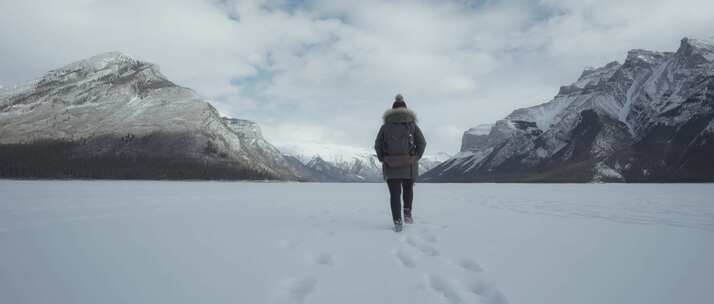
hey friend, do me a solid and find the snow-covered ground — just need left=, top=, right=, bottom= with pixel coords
left=1, top=181, right=713, bottom=304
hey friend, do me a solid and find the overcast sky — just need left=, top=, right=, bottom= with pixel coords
left=1, top=0, right=713, bottom=153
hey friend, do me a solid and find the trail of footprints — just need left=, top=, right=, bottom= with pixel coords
left=273, top=210, right=508, bottom=304
left=394, top=224, right=509, bottom=304
left=273, top=251, right=336, bottom=303
left=272, top=210, right=338, bottom=303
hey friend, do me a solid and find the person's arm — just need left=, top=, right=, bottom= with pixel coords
left=374, top=125, right=385, bottom=162
left=414, top=124, right=426, bottom=159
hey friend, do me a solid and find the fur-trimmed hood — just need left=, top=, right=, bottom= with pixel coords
left=383, top=108, right=417, bottom=124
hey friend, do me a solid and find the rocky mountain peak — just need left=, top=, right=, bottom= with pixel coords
left=680, top=37, right=714, bottom=50
left=677, top=37, right=714, bottom=62
left=569, top=61, right=621, bottom=91
left=465, top=124, right=493, bottom=136
left=624, top=49, right=666, bottom=66
left=37, top=51, right=168, bottom=90
left=59, top=51, right=138, bottom=72
left=579, top=61, right=620, bottom=80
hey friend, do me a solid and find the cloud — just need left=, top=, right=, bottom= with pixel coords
left=1, top=0, right=713, bottom=152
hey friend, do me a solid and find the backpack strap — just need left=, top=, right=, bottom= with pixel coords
left=408, top=122, right=416, bottom=156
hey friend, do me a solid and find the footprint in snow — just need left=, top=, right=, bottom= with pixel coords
left=274, top=275, right=317, bottom=304
left=426, top=274, right=462, bottom=304
left=417, top=244, right=440, bottom=257
left=311, top=253, right=334, bottom=266
left=456, top=258, right=483, bottom=273
left=420, top=233, right=438, bottom=243
left=405, top=235, right=419, bottom=247
left=462, top=277, right=508, bottom=304
left=404, top=236, right=440, bottom=257
left=394, top=248, right=416, bottom=268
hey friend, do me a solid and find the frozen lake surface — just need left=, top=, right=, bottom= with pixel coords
left=1, top=181, right=713, bottom=304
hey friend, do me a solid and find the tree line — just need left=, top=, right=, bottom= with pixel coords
left=0, top=139, right=274, bottom=180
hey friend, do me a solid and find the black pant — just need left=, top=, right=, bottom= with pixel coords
left=387, top=178, right=414, bottom=222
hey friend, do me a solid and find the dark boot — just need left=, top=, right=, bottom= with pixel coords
left=394, top=219, right=403, bottom=232
left=404, top=208, right=413, bottom=224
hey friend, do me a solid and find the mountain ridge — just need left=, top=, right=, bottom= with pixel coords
left=278, top=142, right=450, bottom=182
left=0, top=52, right=300, bottom=180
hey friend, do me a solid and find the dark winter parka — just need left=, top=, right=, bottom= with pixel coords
left=374, top=108, right=427, bottom=180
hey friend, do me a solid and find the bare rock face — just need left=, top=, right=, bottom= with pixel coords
left=422, top=37, right=714, bottom=182
left=461, top=124, right=492, bottom=152
left=222, top=117, right=304, bottom=179
left=0, top=52, right=299, bottom=180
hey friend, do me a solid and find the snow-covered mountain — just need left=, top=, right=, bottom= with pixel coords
left=0, top=52, right=300, bottom=180
left=279, top=143, right=381, bottom=182
left=279, top=142, right=450, bottom=182
left=423, top=37, right=714, bottom=182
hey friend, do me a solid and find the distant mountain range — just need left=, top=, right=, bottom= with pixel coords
left=279, top=142, right=450, bottom=182
left=422, top=37, right=714, bottom=182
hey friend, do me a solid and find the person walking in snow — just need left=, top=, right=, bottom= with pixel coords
left=374, top=94, right=427, bottom=232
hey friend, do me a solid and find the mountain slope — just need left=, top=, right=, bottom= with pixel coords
left=0, top=52, right=299, bottom=180
left=423, top=37, right=714, bottom=182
